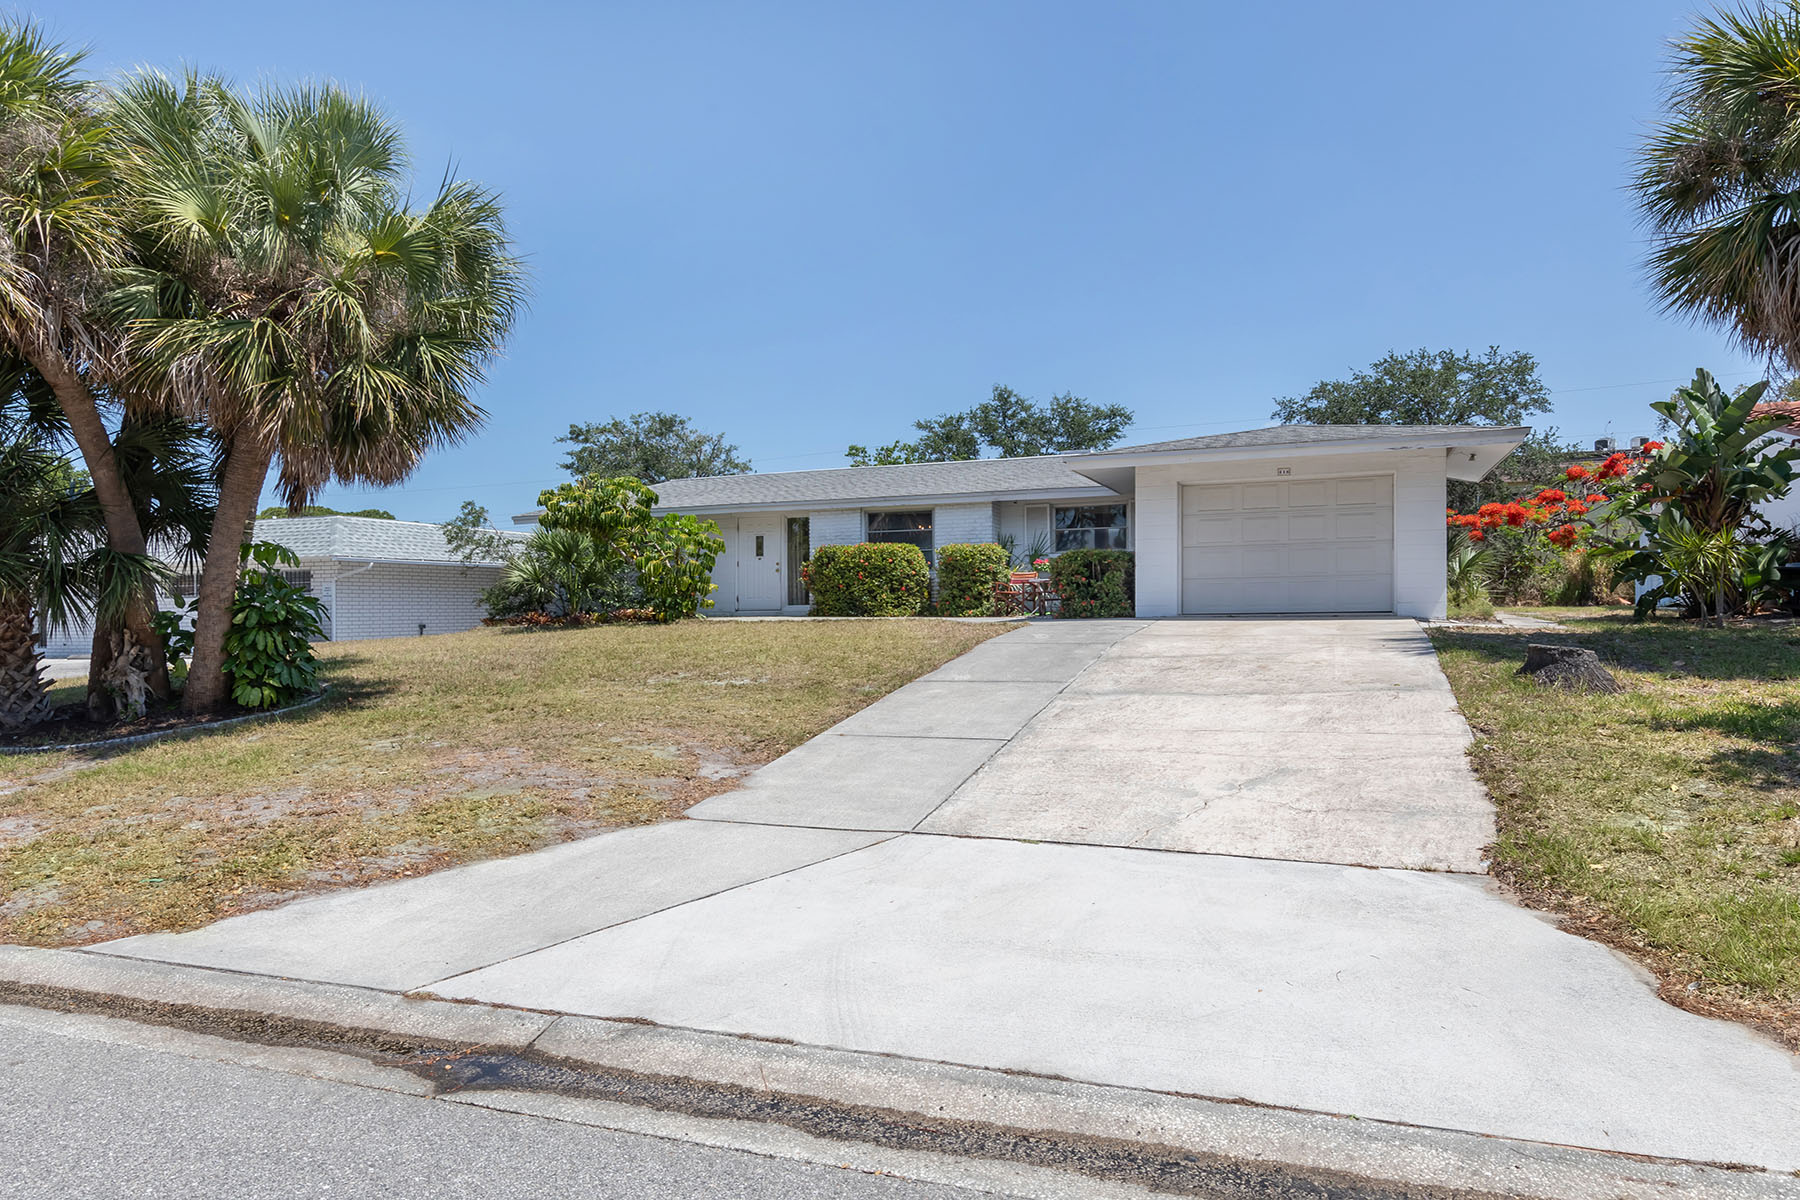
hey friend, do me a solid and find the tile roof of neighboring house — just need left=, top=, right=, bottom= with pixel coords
left=253, top=516, right=525, bottom=567
left=1078, top=423, right=1532, bottom=456
left=594, top=455, right=1119, bottom=516
left=1753, top=400, right=1800, bottom=431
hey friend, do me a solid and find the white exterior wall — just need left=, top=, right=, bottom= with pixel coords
left=807, top=509, right=864, bottom=548
left=932, top=502, right=999, bottom=549
left=328, top=563, right=504, bottom=641
left=1132, top=448, right=1449, bottom=620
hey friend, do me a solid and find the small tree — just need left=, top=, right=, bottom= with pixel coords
left=534, top=475, right=724, bottom=620
left=1593, top=370, right=1799, bottom=617
left=558, top=412, right=748, bottom=482
left=848, top=385, right=1132, bottom=464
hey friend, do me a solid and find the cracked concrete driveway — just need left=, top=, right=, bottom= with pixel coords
left=91, top=617, right=1800, bottom=1174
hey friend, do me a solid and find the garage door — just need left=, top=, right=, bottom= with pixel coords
left=1181, top=476, right=1394, bottom=614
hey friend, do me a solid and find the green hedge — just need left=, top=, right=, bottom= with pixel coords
left=1050, top=549, right=1135, bottom=618
left=935, top=542, right=1010, bottom=616
left=804, top=543, right=929, bottom=616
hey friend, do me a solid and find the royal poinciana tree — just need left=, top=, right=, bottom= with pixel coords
left=102, top=73, right=524, bottom=712
left=0, top=26, right=179, bottom=710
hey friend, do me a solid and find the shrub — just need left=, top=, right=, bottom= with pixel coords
left=935, top=542, right=1010, bottom=616
left=222, top=544, right=326, bottom=709
left=804, top=543, right=929, bottom=616
left=1050, top=549, right=1134, bottom=618
left=534, top=475, right=726, bottom=620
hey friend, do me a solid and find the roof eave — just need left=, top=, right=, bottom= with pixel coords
left=644, top=483, right=1126, bottom=517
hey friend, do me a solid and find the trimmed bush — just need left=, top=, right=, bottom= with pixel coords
left=804, top=543, right=929, bottom=616
left=935, top=542, right=1011, bottom=616
left=1050, top=549, right=1135, bottom=618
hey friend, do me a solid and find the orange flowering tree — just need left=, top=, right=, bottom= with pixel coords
left=1445, top=447, right=1656, bottom=601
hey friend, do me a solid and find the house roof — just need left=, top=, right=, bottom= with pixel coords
left=1079, top=423, right=1531, bottom=456
left=510, top=423, right=1533, bottom=522
left=1753, top=400, right=1800, bottom=431
left=514, top=455, right=1119, bottom=521
left=253, top=516, right=524, bottom=567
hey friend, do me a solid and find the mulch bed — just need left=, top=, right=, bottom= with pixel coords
left=0, top=694, right=322, bottom=753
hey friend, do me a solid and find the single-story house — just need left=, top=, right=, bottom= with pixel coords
left=40, top=515, right=522, bottom=655
left=515, top=423, right=1529, bottom=620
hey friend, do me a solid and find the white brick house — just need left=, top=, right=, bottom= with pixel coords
left=513, top=424, right=1527, bottom=620
left=41, top=516, right=524, bottom=655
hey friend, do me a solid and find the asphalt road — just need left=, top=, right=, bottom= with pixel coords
left=0, top=1015, right=987, bottom=1200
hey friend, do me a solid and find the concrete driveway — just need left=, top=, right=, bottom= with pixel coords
left=91, top=618, right=1800, bottom=1173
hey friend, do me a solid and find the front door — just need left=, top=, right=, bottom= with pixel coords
left=736, top=515, right=784, bottom=612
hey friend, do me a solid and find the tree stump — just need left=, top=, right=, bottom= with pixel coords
left=1517, top=643, right=1623, bottom=694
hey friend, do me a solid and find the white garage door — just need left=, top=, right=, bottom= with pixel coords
left=1181, top=476, right=1394, bottom=614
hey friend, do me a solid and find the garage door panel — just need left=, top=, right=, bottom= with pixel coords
left=1286, top=513, right=1329, bottom=540
left=1287, top=481, right=1331, bottom=508
left=1241, top=483, right=1282, bottom=509
left=1180, top=475, right=1393, bottom=614
left=1241, top=514, right=1284, bottom=542
left=1333, top=510, right=1388, bottom=539
left=1335, top=477, right=1386, bottom=505
left=1184, top=486, right=1238, bottom=514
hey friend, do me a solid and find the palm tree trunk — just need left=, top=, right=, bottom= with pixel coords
left=183, top=437, right=272, bottom=714
left=0, top=596, right=51, bottom=731
left=25, top=348, right=172, bottom=709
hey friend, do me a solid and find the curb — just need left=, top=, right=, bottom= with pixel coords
left=0, top=687, right=330, bottom=756
left=0, top=944, right=1789, bottom=1200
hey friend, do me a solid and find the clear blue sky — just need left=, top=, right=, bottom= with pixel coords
left=48, top=0, right=1761, bottom=523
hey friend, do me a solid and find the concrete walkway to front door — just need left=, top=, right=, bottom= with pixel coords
left=91, top=618, right=1800, bottom=1174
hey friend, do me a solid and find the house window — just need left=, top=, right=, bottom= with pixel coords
left=786, top=517, right=811, bottom=606
left=1054, top=504, right=1129, bottom=551
left=866, top=510, right=934, bottom=564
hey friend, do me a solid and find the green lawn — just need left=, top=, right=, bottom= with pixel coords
left=0, top=619, right=1010, bottom=946
left=1432, top=609, right=1800, bottom=1046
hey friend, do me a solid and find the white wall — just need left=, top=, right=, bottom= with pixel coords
left=328, top=563, right=503, bottom=641
left=1132, top=449, right=1449, bottom=620
left=808, top=509, right=864, bottom=548
left=933, top=502, right=999, bottom=549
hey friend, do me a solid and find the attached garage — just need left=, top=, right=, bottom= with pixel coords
left=1180, top=475, right=1394, bottom=614
left=1069, top=424, right=1530, bottom=622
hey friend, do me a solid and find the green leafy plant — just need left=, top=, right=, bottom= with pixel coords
left=1593, top=370, right=1800, bottom=617
left=493, top=527, right=629, bottom=620
left=802, top=544, right=929, bottom=616
left=1446, top=537, right=1491, bottom=609
left=1049, top=549, right=1134, bottom=618
left=534, top=475, right=725, bottom=620
left=935, top=543, right=1011, bottom=617
left=216, top=543, right=326, bottom=709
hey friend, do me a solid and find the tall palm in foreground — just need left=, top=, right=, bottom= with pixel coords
left=0, top=366, right=161, bottom=728
left=105, top=74, right=524, bottom=712
left=1637, top=6, right=1800, bottom=366
left=0, top=22, right=174, bottom=704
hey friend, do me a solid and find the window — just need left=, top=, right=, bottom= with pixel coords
left=866, top=510, right=934, bottom=564
left=1054, top=504, right=1128, bottom=552
left=786, top=517, right=811, bottom=606
left=164, top=569, right=313, bottom=602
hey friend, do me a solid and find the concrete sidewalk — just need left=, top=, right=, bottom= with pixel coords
left=86, top=618, right=1800, bottom=1177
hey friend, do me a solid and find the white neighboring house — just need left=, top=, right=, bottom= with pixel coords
left=514, top=424, right=1528, bottom=621
left=1751, top=401, right=1800, bottom=536
left=40, top=515, right=525, bottom=656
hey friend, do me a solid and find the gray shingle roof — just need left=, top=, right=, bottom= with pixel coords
left=252, top=516, right=524, bottom=567
left=1083, top=424, right=1532, bottom=456
left=639, top=455, right=1120, bottom=513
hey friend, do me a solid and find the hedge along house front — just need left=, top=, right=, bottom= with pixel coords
left=511, top=424, right=1526, bottom=619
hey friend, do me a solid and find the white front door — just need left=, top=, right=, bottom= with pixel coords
left=736, top=515, right=784, bottom=612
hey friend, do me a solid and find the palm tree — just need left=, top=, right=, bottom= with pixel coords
left=0, top=22, right=177, bottom=704
left=0, top=364, right=162, bottom=728
left=1636, top=7, right=1800, bottom=365
left=103, top=74, right=524, bottom=712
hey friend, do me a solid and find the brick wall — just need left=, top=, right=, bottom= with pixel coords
left=329, top=563, right=504, bottom=641
left=932, top=502, right=999, bottom=550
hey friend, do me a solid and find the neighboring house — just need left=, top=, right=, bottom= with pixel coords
left=1752, top=400, right=1800, bottom=535
left=514, top=424, right=1527, bottom=620
left=40, top=516, right=523, bottom=655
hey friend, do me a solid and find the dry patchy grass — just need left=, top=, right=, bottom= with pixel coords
left=1, top=619, right=1009, bottom=945
left=1431, top=610, right=1800, bottom=1045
